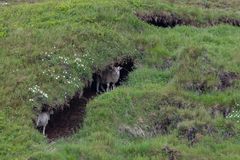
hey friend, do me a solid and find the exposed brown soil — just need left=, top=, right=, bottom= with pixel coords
left=162, top=146, right=181, bottom=160
left=210, top=104, right=232, bottom=118
left=153, top=118, right=172, bottom=134
left=44, top=89, right=94, bottom=140
left=136, top=11, right=240, bottom=28
left=185, top=80, right=210, bottom=93
left=136, top=12, right=192, bottom=28
left=218, top=71, right=239, bottom=90
left=36, top=58, right=135, bottom=140
left=184, top=70, right=239, bottom=93
left=160, top=58, right=175, bottom=70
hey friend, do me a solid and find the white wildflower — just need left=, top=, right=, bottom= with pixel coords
left=0, top=2, right=8, bottom=5
left=42, top=93, right=48, bottom=98
left=75, top=58, right=81, bottom=62
left=29, top=99, right=34, bottom=102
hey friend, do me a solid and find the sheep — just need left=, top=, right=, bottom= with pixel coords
left=96, top=66, right=122, bottom=93
left=36, top=110, right=53, bottom=136
left=110, top=66, right=122, bottom=89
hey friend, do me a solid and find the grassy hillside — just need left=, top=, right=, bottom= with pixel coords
left=1, top=0, right=240, bottom=159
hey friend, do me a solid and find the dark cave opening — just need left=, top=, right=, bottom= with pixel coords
left=36, top=57, right=135, bottom=140
left=136, top=12, right=240, bottom=28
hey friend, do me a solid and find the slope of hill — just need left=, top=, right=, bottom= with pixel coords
left=0, top=0, right=240, bottom=159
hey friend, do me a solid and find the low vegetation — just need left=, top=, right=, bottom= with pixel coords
left=0, top=0, right=240, bottom=159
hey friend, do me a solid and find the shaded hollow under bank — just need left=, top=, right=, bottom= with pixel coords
left=136, top=11, right=240, bottom=28
left=36, top=58, right=135, bottom=140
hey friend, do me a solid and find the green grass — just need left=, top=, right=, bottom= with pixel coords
left=1, top=0, right=240, bottom=159
left=165, top=0, right=240, bottom=10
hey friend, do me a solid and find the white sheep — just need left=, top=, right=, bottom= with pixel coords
left=96, top=66, right=122, bottom=93
left=109, top=66, right=122, bottom=90
left=36, top=110, right=53, bottom=136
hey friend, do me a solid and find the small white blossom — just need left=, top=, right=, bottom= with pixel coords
left=29, top=99, right=34, bottom=102
left=0, top=2, right=8, bottom=5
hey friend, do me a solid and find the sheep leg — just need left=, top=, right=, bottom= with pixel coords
left=36, top=119, right=39, bottom=127
left=106, top=83, right=110, bottom=92
left=100, top=84, right=106, bottom=92
left=96, top=80, right=100, bottom=93
left=112, top=83, right=116, bottom=90
left=43, top=126, right=46, bottom=136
